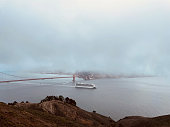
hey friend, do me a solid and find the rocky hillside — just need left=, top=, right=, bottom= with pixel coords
left=1, top=96, right=170, bottom=127
left=0, top=96, right=115, bottom=127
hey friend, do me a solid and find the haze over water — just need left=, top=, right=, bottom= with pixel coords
left=1, top=73, right=170, bottom=121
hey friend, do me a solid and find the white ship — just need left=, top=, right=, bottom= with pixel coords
left=75, top=82, right=96, bottom=89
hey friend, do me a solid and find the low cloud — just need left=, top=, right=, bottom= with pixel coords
left=0, top=0, right=170, bottom=75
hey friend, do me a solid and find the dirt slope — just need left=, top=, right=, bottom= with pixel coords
left=0, top=99, right=115, bottom=127
left=115, top=115, right=170, bottom=127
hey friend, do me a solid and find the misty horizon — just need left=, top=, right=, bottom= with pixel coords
left=0, top=0, right=170, bottom=75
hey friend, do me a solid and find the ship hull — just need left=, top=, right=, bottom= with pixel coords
left=75, top=82, right=96, bottom=89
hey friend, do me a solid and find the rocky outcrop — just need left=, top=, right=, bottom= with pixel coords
left=4, top=96, right=115, bottom=127
left=38, top=100, right=115, bottom=126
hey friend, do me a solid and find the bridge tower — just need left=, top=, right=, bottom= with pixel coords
left=73, top=75, right=76, bottom=82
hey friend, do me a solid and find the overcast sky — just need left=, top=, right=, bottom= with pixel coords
left=0, top=0, right=170, bottom=75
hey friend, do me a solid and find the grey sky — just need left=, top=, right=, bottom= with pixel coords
left=0, top=0, right=170, bottom=75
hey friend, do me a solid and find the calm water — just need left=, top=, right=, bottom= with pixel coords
left=0, top=73, right=170, bottom=121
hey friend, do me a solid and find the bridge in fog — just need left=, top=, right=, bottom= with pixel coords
left=0, top=72, right=76, bottom=83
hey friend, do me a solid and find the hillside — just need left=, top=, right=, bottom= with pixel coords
left=1, top=96, right=170, bottom=127
left=0, top=96, right=115, bottom=127
left=115, top=115, right=170, bottom=127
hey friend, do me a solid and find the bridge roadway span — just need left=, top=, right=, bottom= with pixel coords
left=0, top=76, right=73, bottom=83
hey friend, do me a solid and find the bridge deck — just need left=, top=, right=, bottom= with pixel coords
left=0, top=76, right=73, bottom=83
